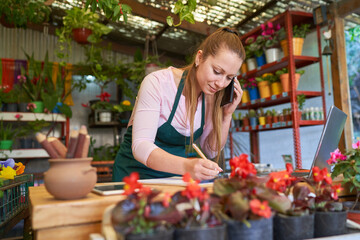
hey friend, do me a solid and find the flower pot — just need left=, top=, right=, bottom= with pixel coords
left=19, top=138, right=33, bottom=149
left=265, top=48, right=281, bottom=63
left=72, top=28, right=92, bottom=44
left=272, top=115, right=278, bottom=123
left=242, top=117, right=249, bottom=127
left=259, top=116, right=266, bottom=126
left=273, top=213, right=314, bottom=240
left=5, top=103, right=18, bottom=112
left=248, top=87, right=260, bottom=101
left=226, top=217, right=273, bottom=240
left=99, top=112, right=112, bottom=122
left=257, top=81, right=271, bottom=99
left=125, top=229, right=174, bottom=240
left=174, top=224, right=226, bottom=240
left=31, top=101, right=44, bottom=113
left=0, top=140, right=13, bottom=150
left=314, top=211, right=347, bottom=237
left=18, top=102, right=29, bottom=112
left=266, top=115, right=272, bottom=125
left=246, top=58, right=257, bottom=71
left=240, top=62, right=248, bottom=74
left=249, top=117, right=257, bottom=128
left=52, top=102, right=63, bottom=113
left=343, top=201, right=360, bottom=225
left=44, top=158, right=97, bottom=200
left=280, top=38, right=305, bottom=57
left=241, top=89, right=250, bottom=104
left=280, top=73, right=301, bottom=92
left=255, top=54, right=266, bottom=67
left=271, top=82, right=282, bottom=96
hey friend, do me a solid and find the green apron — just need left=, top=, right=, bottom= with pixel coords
left=112, top=71, right=205, bottom=181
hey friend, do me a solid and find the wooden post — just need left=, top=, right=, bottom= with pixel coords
left=330, top=6, right=353, bottom=151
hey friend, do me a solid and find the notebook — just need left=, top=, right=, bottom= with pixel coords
left=292, top=105, right=347, bottom=177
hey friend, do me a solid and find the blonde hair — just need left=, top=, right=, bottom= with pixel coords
left=182, top=27, right=245, bottom=162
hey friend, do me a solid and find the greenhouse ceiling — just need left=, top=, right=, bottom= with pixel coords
left=49, top=0, right=360, bottom=59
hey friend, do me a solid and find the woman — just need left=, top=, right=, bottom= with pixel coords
left=113, top=27, right=245, bottom=181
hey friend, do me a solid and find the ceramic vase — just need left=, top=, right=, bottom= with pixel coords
left=265, top=48, right=281, bottom=63
left=44, top=158, right=97, bottom=200
left=246, top=58, right=257, bottom=71
left=72, top=28, right=92, bottom=44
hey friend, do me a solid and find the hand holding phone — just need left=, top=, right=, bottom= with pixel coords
left=220, top=80, right=234, bottom=107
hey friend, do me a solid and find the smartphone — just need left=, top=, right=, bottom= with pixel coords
left=220, top=79, right=234, bottom=107
left=92, top=184, right=125, bottom=196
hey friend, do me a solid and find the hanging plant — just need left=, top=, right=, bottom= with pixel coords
left=84, top=0, right=132, bottom=23
left=167, top=0, right=197, bottom=27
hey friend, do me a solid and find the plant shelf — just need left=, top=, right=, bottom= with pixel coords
left=1, top=112, right=66, bottom=122
left=0, top=149, right=49, bottom=159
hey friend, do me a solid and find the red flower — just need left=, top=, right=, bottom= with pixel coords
left=331, top=184, right=343, bottom=200
left=321, top=168, right=332, bottom=185
left=285, top=163, right=293, bottom=174
left=249, top=199, right=272, bottom=218
left=312, top=166, right=323, bottom=182
left=229, top=154, right=257, bottom=178
left=81, top=103, right=90, bottom=108
left=96, top=92, right=111, bottom=102
left=123, top=172, right=142, bottom=195
left=15, top=114, right=23, bottom=120
left=181, top=173, right=202, bottom=199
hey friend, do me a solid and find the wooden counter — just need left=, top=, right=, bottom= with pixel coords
left=29, top=183, right=188, bottom=240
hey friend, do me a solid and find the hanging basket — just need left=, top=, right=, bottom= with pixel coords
left=72, top=28, right=92, bottom=44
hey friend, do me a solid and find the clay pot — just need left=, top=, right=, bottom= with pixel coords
left=44, top=158, right=97, bottom=200
left=280, top=73, right=301, bottom=92
left=257, top=81, right=271, bottom=99
left=72, top=28, right=92, bottom=44
left=280, top=38, right=304, bottom=57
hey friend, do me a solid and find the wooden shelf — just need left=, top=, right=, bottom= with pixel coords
left=1, top=112, right=66, bottom=122
left=0, top=149, right=49, bottom=159
left=238, top=56, right=320, bottom=79
left=237, top=91, right=323, bottom=110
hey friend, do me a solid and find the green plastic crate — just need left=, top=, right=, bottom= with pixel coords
left=0, top=174, right=33, bottom=227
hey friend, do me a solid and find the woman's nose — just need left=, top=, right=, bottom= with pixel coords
left=214, top=76, right=227, bottom=89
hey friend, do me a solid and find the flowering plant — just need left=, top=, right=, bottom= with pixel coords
left=0, top=119, right=16, bottom=141
left=171, top=173, right=222, bottom=228
left=90, top=92, right=114, bottom=111
left=261, top=73, right=279, bottom=84
left=213, top=154, right=291, bottom=224
left=261, top=22, right=281, bottom=49
left=245, top=78, right=257, bottom=89
left=111, top=172, right=182, bottom=236
left=0, top=158, right=25, bottom=180
left=113, top=100, right=134, bottom=113
left=327, top=141, right=360, bottom=208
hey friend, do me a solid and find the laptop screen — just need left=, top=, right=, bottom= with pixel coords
left=309, top=105, right=347, bottom=176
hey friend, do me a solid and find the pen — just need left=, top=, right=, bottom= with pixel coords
left=192, top=143, right=207, bottom=159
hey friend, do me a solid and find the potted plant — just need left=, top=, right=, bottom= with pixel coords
left=172, top=173, right=226, bottom=240
left=263, top=73, right=281, bottom=96
left=265, top=110, right=272, bottom=125
left=56, top=7, right=112, bottom=59
left=249, top=36, right=266, bottom=67
left=111, top=172, right=181, bottom=239
left=277, top=24, right=311, bottom=56
left=89, top=92, right=115, bottom=123
left=213, top=154, right=291, bottom=240
left=272, top=109, right=279, bottom=124
left=266, top=163, right=315, bottom=240
left=261, top=21, right=282, bottom=63
left=0, top=119, right=16, bottom=150
left=327, top=141, right=360, bottom=225
left=296, top=94, right=306, bottom=120
left=275, top=68, right=305, bottom=92
left=248, top=109, right=257, bottom=128
left=244, top=36, right=257, bottom=71
left=239, top=79, right=250, bottom=104
left=255, top=74, right=271, bottom=99
left=246, top=78, right=259, bottom=101
left=0, top=0, right=51, bottom=28
left=258, top=108, right=266, bottom=126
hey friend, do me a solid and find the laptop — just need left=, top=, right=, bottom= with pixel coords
left=292, top=105, right=347, bottom=177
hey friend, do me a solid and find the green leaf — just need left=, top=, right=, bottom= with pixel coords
left=173, top=1, right=184, bottom=14
left=188, top=0, right=197, bottom=11
left=166, top=16, right=173, bottom=27
left=113, top=5, right=120, bottom=17
left=227, top=191, right=249, bottom=221
left=59, top=104, right=72, bottom=118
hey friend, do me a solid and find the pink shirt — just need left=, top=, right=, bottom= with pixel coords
left=129, top=67, right=217, bottom=165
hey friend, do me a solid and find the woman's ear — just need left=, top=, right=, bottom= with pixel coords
left=195, top=50, right=203, bottom=66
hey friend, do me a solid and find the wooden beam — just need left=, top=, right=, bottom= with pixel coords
left=121, top=0, right=217, bottom=36
left=329, top=7, right=353, bottom=151
left=335, top=0, right=360, bottom=18
left=234, top=0, right=278, bottom=29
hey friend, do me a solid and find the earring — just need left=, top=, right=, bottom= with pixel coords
left=195, top=63, right=198, bottom=68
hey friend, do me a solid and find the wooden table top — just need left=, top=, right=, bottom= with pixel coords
left=29, top=183, right=193, bottom=231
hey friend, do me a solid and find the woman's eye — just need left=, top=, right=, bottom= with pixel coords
left=213, top=69, right=220, bottom=75
left=227, top=76, right=234, bottom=80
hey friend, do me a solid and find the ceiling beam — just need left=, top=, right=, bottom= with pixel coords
left=335, top=0, right=360, bottom=18
left=121, top=0, right=217, bottom=36
left=234, top=0, right=278, bottom=29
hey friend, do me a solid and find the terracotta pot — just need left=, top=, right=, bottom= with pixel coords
left=266, top=115, right=272, bottom=125
left=280, top=73, right=301, bottom=92
left=72, top=28, right=92, bottom=44
left=44, top=158, right=97, bottom=200
left=280, top=38, right=304, bottom=57
left=257, top=81, right=271, bottom=99
left=242, top=117, right=250, bottom=127
left=272, top=115, right=278, bottom=123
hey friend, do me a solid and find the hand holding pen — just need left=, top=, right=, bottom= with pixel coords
left=191, top=143, right=223, bottom=180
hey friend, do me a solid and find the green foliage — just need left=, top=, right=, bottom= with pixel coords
left=84, top=0, right=132, bottom=23
left=0, top=0, right=51, bottom=28
left=16, top=119, right=50, bottom=138
left=91, top=101, right=114, bottom=111
left=113, top=100, right=134, bottom=113
left=262, top=73, right=279, bottom=83
left=167, top=0, right=197, bottom=27
left=249, top=109, right=257, bottom=118
left=247, top=36, right=265, bottom=58
left=296, top=94, right=306, bottom=111
left=0, top=120, right=16, bottom=141
left=266, top=110, right=272, bottom=117
left=275, top=68, right=305, bottom=77
left=56, top=7, right=112, bottom=60
left=92, top=144, right=119, bottom=161
left=277, top=24, right=311, bottom=41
